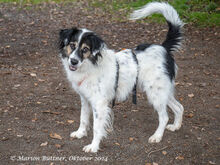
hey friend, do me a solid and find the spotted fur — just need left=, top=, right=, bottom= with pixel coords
left=58, top=2, right=184, bottom=153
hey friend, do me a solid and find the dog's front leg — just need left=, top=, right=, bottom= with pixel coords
left=70, top=96, right=91, bottom=139
left=83, top=100, right=113, bottom=153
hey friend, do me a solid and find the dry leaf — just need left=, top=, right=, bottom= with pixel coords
left=67, top=120, right=74, bottom=124
left=115, top=142, right=120, bottom=146
left=40, top=141, right=48, bottom=146
left=55, top=144, right=61, bottom=148
left=145, top=163, right=151, bottom=165
left=30, top=73, right=37, bottom=77
left=188, top=93, right=194, bottom=98
left=129, top=137, right=134, bottom=142
left=162, top=150, right=167, bottom=155
left=42, top=110, right=61, bottom=115
left=32, top=118, right=37, bottom=122
left=153, top=163, right=158, bottom=165
left=186, top=113, right=194, bottom=118
left=123, top=115, right=127, bottom=118
left=17, top=134, right=23, bottom=137
left=209, top=161, right=216, bottom=164
left=176, top=155, right=184, bottom=160
left=38, top=79, right=45, bottom=82
left=49, top=133, right=62, bottom=140
left=56, top=121, right=64, bottom=124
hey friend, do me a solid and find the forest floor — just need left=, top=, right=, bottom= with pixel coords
left=0, top=2, right=219, bottom=165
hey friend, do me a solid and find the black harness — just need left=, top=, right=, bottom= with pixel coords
left=131, top=50, right=138, bottom=105
left=112, top=49, right=138, bottom=107
left=112, top=61, right=119, bottom=107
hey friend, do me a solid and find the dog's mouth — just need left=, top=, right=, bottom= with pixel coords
left=69, top=65, right=77, bottom=71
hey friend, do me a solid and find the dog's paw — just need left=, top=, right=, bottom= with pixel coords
left=148, top=134, right=162, bottom=143
left=70, top=130, right=87, bottom=139
left=83, top=144, right=99, bottom=153
left=166, top=124, right=180, bottom=132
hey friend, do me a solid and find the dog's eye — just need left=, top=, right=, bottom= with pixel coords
left=70, top=42, right=76, bottom=50
left=82, top=47, right=89, bottom=54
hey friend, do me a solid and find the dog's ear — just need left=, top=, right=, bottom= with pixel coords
left=59, top=28, right=78, bottom=50
left=87, top=34, right=104, bottom=56
left=85, top=34, right=105, bottom=64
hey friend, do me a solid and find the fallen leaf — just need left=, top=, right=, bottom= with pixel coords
left=56, top=121, right=64, bottom=124
left=37, top=102, right=41, bottom=104
left=153, top=163, right=158, bottom=165
left=38, top=79, right=45, bottom=82
left=49, top=133, right=62, bottom=140
left=176, top=155, right=184, bottom=160
left=14, top=84, right=21, bottom=88
left=123, top=115, right=127, bottom=118
left=67, top=120, right=74, bottom=124
left=145, top=163, right=151, bottom=165
left=40, top=141, right=48, bottom=147
left=32, top=118, right=38, bottom=122
left=185, top=113, right=194, bottom=118
left=55, top=144, right=61, bottom=148
left=42, top=110, right=61, bottom=115
left=162, top=150, right=167, bottom=155
left=30, top=73, right=37, bottom=77
left=115, top=142, right=120, bottom=146
left=186, top=83, right=192, bottom=86
left=17, top=134, right=23, bottom=137
left=129, top=137, right=134, bottom=142
left=2, top=137, right=9, bottom=141
left=188, top=93, right=194, bottom=98
left=208, top=161, right=216, bottom=165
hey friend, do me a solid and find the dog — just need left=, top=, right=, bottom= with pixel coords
left=58, top=2, right=184, bottom=153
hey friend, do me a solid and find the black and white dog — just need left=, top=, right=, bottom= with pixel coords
left=59, top=2, right=184, bottom=153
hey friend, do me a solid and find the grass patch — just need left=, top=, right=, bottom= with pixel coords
left=0, top=0, right=219, bottom=26
left=0, top=0, right=64, bottom=4
left=89, top=0, right=220, bottom=27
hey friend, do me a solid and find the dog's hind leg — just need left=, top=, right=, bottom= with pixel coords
left=143, top=80, right=170, bottom=143
left=70, top=96, right=91, bottom=139
left=166, top=95, right=184, bottom=131
left=83, top=100, right=113, bottom=153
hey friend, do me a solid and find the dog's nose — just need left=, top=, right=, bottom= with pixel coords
left=70, top=58, right=78, bottom=65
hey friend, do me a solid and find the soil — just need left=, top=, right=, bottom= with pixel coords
left=0, top=2, right=219, bottom=165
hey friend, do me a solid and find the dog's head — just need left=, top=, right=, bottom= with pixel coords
left=59, top=28, right=105, bottom=71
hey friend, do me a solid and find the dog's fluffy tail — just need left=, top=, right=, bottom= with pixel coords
left=130, top=2, right=184, bottom=52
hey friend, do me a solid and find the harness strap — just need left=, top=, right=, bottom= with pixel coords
left=112, top=61, right=119, bottom=108
left=131, top=50, right=138, bottom=105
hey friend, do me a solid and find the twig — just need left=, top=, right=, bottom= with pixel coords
left=147, top=146, right=168, bottom=158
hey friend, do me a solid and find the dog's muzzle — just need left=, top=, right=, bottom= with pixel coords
left=69, top=58, right=79, bottom=71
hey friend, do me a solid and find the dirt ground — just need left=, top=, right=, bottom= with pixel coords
left=0, top=2, right=219, bottom=165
